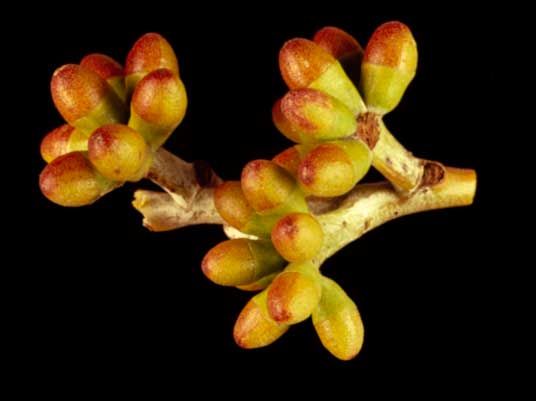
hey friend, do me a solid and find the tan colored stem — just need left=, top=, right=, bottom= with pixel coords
left=313, top=167, right=476, bottom=265
left=132, top=189, right=223, bottom=231
left=371, top=121, right=424, bottom=192
left=132, top=147, right=222, bottom=230
left=132, top=191, right=345, bottom=236
left=132, top=187, right=352, bottom=232
left=147, top=147, right=220, bottom=208
left=355, top=114, right=424, bottom=193
left=135, top=156, right=476, bottom=264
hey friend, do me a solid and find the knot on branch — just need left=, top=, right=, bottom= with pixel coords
left=355, top=112, right=380, bottom=149
left=421, top=161, right=446, bottom=187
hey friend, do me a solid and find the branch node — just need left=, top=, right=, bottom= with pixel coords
left=354, top=112, right=380, bottom=149
left=421, top=160, right=446, bottom=187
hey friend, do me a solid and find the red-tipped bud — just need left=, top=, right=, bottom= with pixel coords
left=40, top=125, right=87, bottom=163
left=279, top=38, right=336, bottom=90
left=313, top=26, right=363, bottom=85
left=272, top=145, right=310, bottom=177
left=241, top=160, right=307, bottom=215
left=361, top=21, right=418, bottom=114
left=234, top=290, right=289, bottom=349
left=214, top=181, right=254, bottom=231
left=81, top=53, right=126, bottom=101
left=80, top=53, right=123, bottom=80
left=39, top=152, right=113, bottom=207
left=125, top=33, right=179, bottom=94
left=297, top=140, right=372, bottom=197
left=278, top=89, right=356, bottom=143
left=271, top=213, right=324, bottom=262
left=313, top=277, right=364, bottom=360
left=88, top=124, right=151, bottom=182
left=129, top=68, right=187, bottom=150
left=314, top=26, right=363, bottom=62
left=279, top=38, right=366, bottom=115
left=51, top=64, right=125, bottom=134
left=201, top=239, right=285, bottom=287
left=213, top=181, right=277, bottom=237
left=267, top=261, right=322, bottom=324
left=364, top=21, right=417, bottom=69
left=272, top=98, right=300, bottom=143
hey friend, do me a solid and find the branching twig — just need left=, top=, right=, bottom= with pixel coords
left=134, top=149, right=476, bottom=262
left=133, top=189, right=223, bottom=231
left=147, top=148, right=221, bottom=208
left=314, top=166, right=476, bottom=264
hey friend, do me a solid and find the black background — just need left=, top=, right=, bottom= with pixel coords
left=18, top=5, right=505, bottom=392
